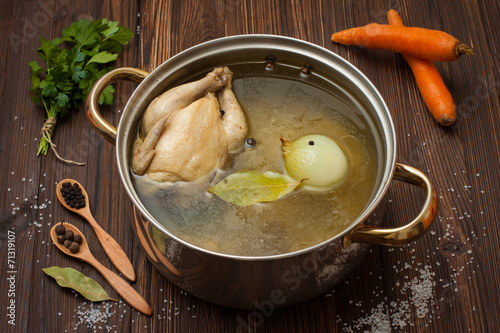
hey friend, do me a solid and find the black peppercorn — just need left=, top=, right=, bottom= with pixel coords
left=60, top=182, right=86, bottom=209
left=64, top=230, right=74, bottom=241
left=309, top=141, right=314, bottom=145
left=69, top=242, right=80, bottom=253
left=63, top=239, right=72, bottom=248
left=73, top=234, right=82, bottom=245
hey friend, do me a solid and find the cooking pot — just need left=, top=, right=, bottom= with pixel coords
left=85, top=35, right=437, bottom=310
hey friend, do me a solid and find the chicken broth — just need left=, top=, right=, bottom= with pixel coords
left=133, top=65, right=380, bottom=256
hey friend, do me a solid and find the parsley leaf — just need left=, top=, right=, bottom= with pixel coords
left=100, top=85, right=115, bottom=105
left=87, top=51, right=118, bottom=65
left=56, top=92, right=70, bottom=106
left=101, top=21, right=120, bottom=39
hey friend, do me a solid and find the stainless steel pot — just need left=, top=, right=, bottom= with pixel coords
left=86, top=35, right=437, bottom=310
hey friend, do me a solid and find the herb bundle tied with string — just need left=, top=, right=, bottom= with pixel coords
left=29, top=19, right=132, bottom=165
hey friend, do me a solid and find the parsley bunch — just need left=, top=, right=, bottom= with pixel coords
left=29, top=19, right=133, bottom=158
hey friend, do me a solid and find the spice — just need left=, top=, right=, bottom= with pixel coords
left=57, top=235, right=66, bottom=244
left=300, top=67, right=311, bottom=77
left=55, top=224, right=82, bottom=253
left=265, top=61, right=276, bottom=71
left=74, top=302, right=115, bottom=330
left=64, top=230, right=74, bottom=241
left=55, top=223, right=65, bottom=235
left=208, top=170, right=303, bottom=206
left=43, top=267, right=113, bottom=302
left=245, top=138, right=257, bottom=148
left=69, top=242, right=80, bottom=253
left=60, top=182, right=86, bottom=209
left=73, top=234, right=83, bottom=245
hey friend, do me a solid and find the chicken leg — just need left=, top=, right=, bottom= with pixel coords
left=141, top=67, right=230, bottom=136
left=131, top=112, right=171, bottom=175
left=217, top=70, right=248, bottom=152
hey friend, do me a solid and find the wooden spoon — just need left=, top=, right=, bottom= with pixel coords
left=50, top=223, right=152, bottom=316
left=56, top=179, right=136, bottom=282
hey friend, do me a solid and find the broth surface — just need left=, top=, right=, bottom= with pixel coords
left=133, top=66, right=379, bottom=256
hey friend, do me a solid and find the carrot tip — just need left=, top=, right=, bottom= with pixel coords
left=441, top=117, right=456, bottom=126
left=456, top=43, right=474, bottom=56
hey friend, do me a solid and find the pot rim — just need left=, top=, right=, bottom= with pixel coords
left=116, top=34, right=396, bottom=261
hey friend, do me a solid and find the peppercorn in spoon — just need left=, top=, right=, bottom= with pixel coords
left=56, top=179, right=136, bottom=282
left=50, top=223, right=152, bottom=316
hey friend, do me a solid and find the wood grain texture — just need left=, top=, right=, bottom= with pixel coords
left=1, top=0, right=499, bottom=332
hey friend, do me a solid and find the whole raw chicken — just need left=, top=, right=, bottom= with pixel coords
left=131, top=67, right=248, bottom=183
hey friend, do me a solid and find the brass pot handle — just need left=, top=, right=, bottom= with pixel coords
left=86, top=67, right=149, bottom=144
left=344, top=163, right=438, bottom=247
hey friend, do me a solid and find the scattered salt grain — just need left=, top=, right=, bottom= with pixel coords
left=340, top=262, right=441, bottom=331
left=344, top=302, right=390, bottom=333
left=74, top=302, right=115, bottom=331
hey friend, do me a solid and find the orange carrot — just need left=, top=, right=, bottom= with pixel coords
left=331, top=23, right=473, bottom=62
left=387, top=10, right=456, bottom=126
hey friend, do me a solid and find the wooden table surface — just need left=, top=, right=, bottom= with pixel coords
left=1, top=0, right=499, bottom=332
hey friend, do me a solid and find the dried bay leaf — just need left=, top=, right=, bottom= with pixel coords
left=43, top=266, right=114, bottom=302
left=208, top=170, right=304, bottom=206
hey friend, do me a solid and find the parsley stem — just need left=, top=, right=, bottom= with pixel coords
left=37, top=99, right=57, bottom=155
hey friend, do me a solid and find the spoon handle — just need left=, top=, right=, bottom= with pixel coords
left=84, top=211, right=136, bottom=282
left=89, top=255, right=152, bottom=316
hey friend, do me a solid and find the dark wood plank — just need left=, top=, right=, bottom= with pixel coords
left=396, top=1, right=497, bottom=332
left=437, top=0, right=500, bottom=330
left=348, top=1, right=500, bottom=331
left=0, top=0, right=139, bottom=332
left=1, top=1, right=57, bottom=332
